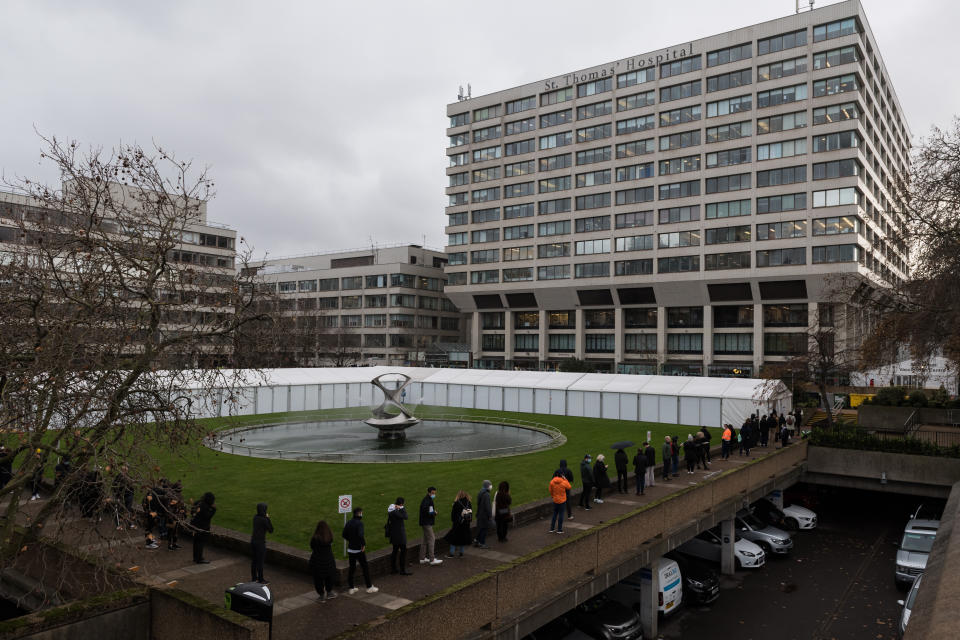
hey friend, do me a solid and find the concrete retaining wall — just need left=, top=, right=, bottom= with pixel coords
left=150, top=588, right=269, bottom=640
left=805, top=446, right=960, bottom=497
left=858, top=405, right=957, bottom=430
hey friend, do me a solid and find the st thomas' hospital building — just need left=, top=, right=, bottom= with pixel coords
left=443, top=0, right=910, bottom=376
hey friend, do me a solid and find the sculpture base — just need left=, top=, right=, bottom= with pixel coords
left=364, top=416, right=422, bottom=441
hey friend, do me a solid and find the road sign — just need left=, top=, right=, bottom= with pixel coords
left=338, top=495, right=353, bottom=514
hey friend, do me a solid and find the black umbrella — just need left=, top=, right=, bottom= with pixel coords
left=610, top=441, right=635, bottom=450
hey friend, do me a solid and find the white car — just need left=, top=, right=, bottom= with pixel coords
left=782, top=503, right=818, bottom=530
left=678, top=525, right=766, bottom=569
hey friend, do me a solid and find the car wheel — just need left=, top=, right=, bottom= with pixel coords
left=785, top=517, right=799, bottom=531
left=734, top=557, right=741, bottom=570
left=758, top=541, right=772, bottom=555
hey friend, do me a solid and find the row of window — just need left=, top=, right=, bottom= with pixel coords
left=270, top=274, right=444, bottom=293
left=478, top=331, right=809, bottom=355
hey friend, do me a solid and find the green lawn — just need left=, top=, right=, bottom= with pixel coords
left=160, top=407, right=714, bottom=558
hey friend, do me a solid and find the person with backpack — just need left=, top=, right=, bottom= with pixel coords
left=250, top=502, right=273, bottom=584
left=614, top=448, right=629, bottom=494
left=444, top=491, right=473, bottom=558
left=387, top=497, right=411, bottom=575
left=190, top=492, right=216, bottom=564
left=342, top=507, right=378, bottom=594
left=418, top=487, right=442, bottom=566
left=557, top=460, right=575, bottom=519
left=309, top=520, right=337, bottom=601
left=578, top=454, right=594, bottom=510
left=632, top=446, right=647, bottom=495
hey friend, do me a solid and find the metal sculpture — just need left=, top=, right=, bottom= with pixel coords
left=364, top=373, right=421, bottom=440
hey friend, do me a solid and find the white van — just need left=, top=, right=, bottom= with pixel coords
left=608, top=557, right=683, bottom=616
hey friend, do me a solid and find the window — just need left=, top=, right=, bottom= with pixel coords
left=758, top=56, right=808, bottom=82
left=706, top=199, right=751, bottom=219
left=706, top=120, right=752, bottom=143
left=481, top=334, right=505, bottom=351
left=658, top=180, right=700, bottom=200
left=658, top=255, right=700, bottom=273
left=341, top=276, right=363, bottom=290
left=585, top=310, right=615, bottom=328
left=449, top=112, right=469, bottom=128
left=756, top=220, right=807, bottom=240
left=615, top=210, right=654, bottom=228
left=449, top=132, right=468, bottom=147
left=714, top=305, right=753, bottom=328
left=757, top=192, right=806, bottom=214
left=617, top=186, right=656, bottom=205
left=756, top=247, right=806, bottom=267
left=576, top=169, right=612, bottom=187
left=390, top=293, right=416, bottom=307
left=472, top=167, right=501, bottom=183
left=659, top=130, right=700, bottom=151
left=504, top=245, right=535, bottom=261
left=441, top=317, right=460, bottom=331
left=504, top=203, right=535, bottom=219
left=658, top=106, right=701, bottom=128
left=704, top=225, right=750, bottom=244
left=660, top=55, right=702, bottom=78
left=317, top=296, right=338, bottom=310
left=365, top=295, right=388, bottom=309
left=471, top=228, right=500, bottom=243
left=756, top=165, right=806, bottom=187
left=706, top=173, right=751, bottom=193
left=812, top=215, right=859, bottom=235
left=364, top=333, right=385, bottom=348
left=297, top=279, right=317, bottom=292
left=473, top=125, right=501, bottom=143
left=812, top=187, right=861, bottom=208
left=578, top=77, right=612, bottom=97
left=449, top=152, right=469, bottom=167
left=481, top=312, right=505, bottom=329
left=504, top=224, right=535, bottom=240
left=706, top=69, right=752, bottom=93
left=617, top=68, right=656, bottom=88
left=764, top=303, right=807, bottom=327
left=713, top=333, right=752, bottom=354
left=616, top=163, right=655, bottom=182
left=578, top=101, right=613, bottom=120
left=539, top=198, right=571, bottom=215
left=514, top=334, right=539, bottom=351
left=757, top=111, right=806, bottom=134
left=658, top=205, right=699, bottom=224
left=540, top=153, right=572, bottom=172
left=616, top=259, right=654, bottom=275
left=540, top=132, right=573, bottom=150
left=813, top=159, right=860, bottom=180
left=706, top=94, right=751, bottom=118
left=658, top=230, right=700, bottom=248
left=758, top=29, right=807, bottom=55
left=447, top=251, right=467, bottom=265
left=813, top=45, right=859, bottom=70
left=617, top=139, right=655, bottom=158
left=764, top=333, right=807, bottom=355
left=576, top=193, right=611, bottom=210
left=577, top=124, right=612, bottom=143
left=659, top=154, right=701, bottom=175
left=448, top=232, right=467, bottom=246
left=813, top=102, right=859, bottom=125
left=624, top=307, right=657, bottom=328
left=705, top=147, right=750, bottom=168
left=449, top=192, right=467, bottom=206
left=473, top=105, right=502, bottom=122
left=472, top=145, right=501, bottom=162
left=471, top=269, right=499, bottom=284
left=575, top=215, right=611, bottom=233
left=365, top=275, right=388, bottom=288
left=503, top=267, right=534, bottom=282
left=540, top=109, right=573, bottom=128
left=538, top=242, right=570, bottom=258
left=667, top=333, right=703, bottom=353
left=471, top=207, right=499, bottom=223
left=618, top=114, right=657, bottom=134
left=506, top=95, right=536, bottom=114
left=575, top=262, right=609, bottom=278
left=813, top=18, right=857, bottom=43
left=757, top=138, right=806, bottom=161
left=447, top=272, right=466, bottom=286
left=813, top=74, right=858, bottom=97
left=623, top=333, right=657, bottom=354
left=660, top=80, right=701, bottom=103
left=538, top=264, right=570, bottom=280
left=390, top=273, right=416, bottom=288
left=576, top=146, right=612, bottom=165
left=541, top=87, right=574, bottom=106
left=538, top=176, right=571, bottom=193
left=504, top=138, right=535, bottom=156
left=365, top=313, right=386, bottom=327
left=813, top=130, right=859, bottom=152
left=585, top=334, right=616, bottom=353
left=449, top=171, right=468, bottom=187
left=549, top=334, right=576, bottom=352
left=471, top=187, right=500, bottom=202
left=707, top=43, right=751, bottom=67
left=617, top=90, right=656, bottom=112
left=575, top=239, right=611, bottom=255
left=448, top=212, right=467, bottom=226
left=615, top=234, right=653, bottom=252
left=318, top=278, right=338, bottom=291
left=538, top=220, right=571, bottom=236
left=757, top=83, right=807, bottom=108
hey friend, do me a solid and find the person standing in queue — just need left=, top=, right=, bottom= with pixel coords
left=593, top=454, right=611, bottom=504
left=190, top=492, right=216, bottom=564
left=444, top=491, right=473, bottom=558
left=418, top=487, right=443, bottom=566
left=578, top=454, right=594, bottom=510
left=475, top=480, right=494, bottom=549
left=683, top=435, right=697, bottom=474
left=614, top=448, right=629, bottom=494
left=644, top=441, right=656, bottom=488
left=310, top=520, right=338, bottom=602
left=662, top=436, right=673, bottom=482
left=557, top=460, right=575, bottom=520
left=548, top=470, right=571, bottom=534
left=250, top=502, right=273, bottom=584
left=670, top=436, right=681, bottom=478
left=342, top=507, right=378, bottom=594
left=494, top=481, right=512, bottom=542
left=388, top=497, right=411, bottom=575
left=721, top=424, right=732, bottom=460
left=632, top=446, right=647, bottom=495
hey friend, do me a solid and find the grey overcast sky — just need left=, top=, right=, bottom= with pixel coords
left=0, top=0, right=952, bottom=259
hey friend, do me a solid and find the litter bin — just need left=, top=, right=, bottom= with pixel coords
left=225, top=581, right=273, bottom=624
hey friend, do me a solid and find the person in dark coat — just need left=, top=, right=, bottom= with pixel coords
left=475, top=480, right=494, bottom=549
left=190, top=492, right=216, bottom=564
left=444, top=491, right=473, bottom=557
left=418, top=487, right=441, bottom=565
left=166, top=481, right=185, bottom=550
left=388, top=497, right=411, bottom=575
left=644, top=442, right=656, bottom=488
left=557, top=460, right=574, bottom=518
left=683, top=435, right=697, bottom=474
left=310, top=520, right=338, bottom=601
left=694, top=431, right=708, bottom=470
left=661, top=436, right=673, bottom=482
left=593, top=454, right=611, bottom=503
left=342, top=507, right=377, bottom=593
left=250, top=502, right=274, bottom=583
left=578, top=455, right=594, bottom=510
left=740, top=420, right=754, bottom=457
left=614, top=448, right=629, bottom=494
left=494, top=481, right=512, bottom=542
left=671, top=436, right=681, bottom=477
left=701, top=427, right=712, bottom=462
left=632, top=447, right=647, bottom=495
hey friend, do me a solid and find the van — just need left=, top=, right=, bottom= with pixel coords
left=608, top=556, right=683, bottom=616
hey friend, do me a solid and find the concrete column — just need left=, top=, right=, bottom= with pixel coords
left=538, top=309, right=548, bottom=369
left=575, top=309, right=585, bottom=360
left=720, top=518, right=736, bottom=576
left=614, top=307, right=625, bottom=371
left=656, top=305, right=666, bottom=373
left=504, top=310, right=515, bottom=369
left=703, top=305, right=713, bottom=374
left=753, top=303, right=763, bottom=374
left=471, top=311, right=481, bottom=365
left=639, top=560, right=660, bottom=639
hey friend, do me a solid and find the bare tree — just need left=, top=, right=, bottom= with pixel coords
left=0, top=135, right=270, bottom=569
left=317, top=325, right=363, bottom=367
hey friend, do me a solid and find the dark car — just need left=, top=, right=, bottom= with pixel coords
left=524, top=617, right=591, bottom=640
left=752, top=497, right=788, bottom=529
left=568, top=593, right=643, bottom=640
left=665, top=551, right=720, bottom=605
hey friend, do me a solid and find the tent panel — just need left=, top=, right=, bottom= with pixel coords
left=601, top=392, right=620, bottom=420
left=583, top=391, right=601, bottom=418
left=504, top=387, right=519, bottom=412
left=640, top=395, right=659, bottom=422
left=289, top=385, right=306, bottom=412
left=518, top=388, right=534, bottom=413
left=700, top=397, right=722, bottom=428
left=619, top=393, right=638, bottom=422
left=535, top=390, right=550, bottom=415
left=658, top=396, right=678, bottom=424
left=549, top=389, right=566, bottom=415
left=679, top=397, right=700, bottom=426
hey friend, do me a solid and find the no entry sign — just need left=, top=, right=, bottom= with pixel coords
left=338, top=495, right=353, bottom=514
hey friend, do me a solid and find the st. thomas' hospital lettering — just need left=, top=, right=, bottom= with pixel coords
left=543, top=42, right=694, bottom=90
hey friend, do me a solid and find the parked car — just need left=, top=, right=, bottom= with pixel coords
left=524, top=617, right=592, bottom=640
left=755, top=496, right=818, bottom=531
left=677, top=525, right=765, bottom=569
left=567, top=593, right=643, bottom=640
left=896, top=572, right=922, bottom=639
left=735, top=508, right=793, bottom=555
left=607, top=557, right=682, bottom=617
left=895, top=517, right=939, bottom=588
left=752, top=498, right=788, bottom=528
left=664, top=551, right=720, bottom=605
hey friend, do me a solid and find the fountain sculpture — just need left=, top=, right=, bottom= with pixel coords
left=364, top=373, right=421, bottom=440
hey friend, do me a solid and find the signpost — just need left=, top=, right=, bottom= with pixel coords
left=339, top=495, right=352, bottom=556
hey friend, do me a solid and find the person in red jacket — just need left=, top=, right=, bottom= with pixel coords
left=548, top=470, right=572, bottom=534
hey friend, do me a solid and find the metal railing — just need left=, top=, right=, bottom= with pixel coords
left=206, top=411, right=566, bottom=463
left=904, top=409, right=921, bottom=436
left=872, top=428, right=960, bottom=449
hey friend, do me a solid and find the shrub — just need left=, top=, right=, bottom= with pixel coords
left=871, top=386, right=909, bottom=406
left=908, top=390, right=929, bottom=407
left=808, top=428, right=960, bottom=458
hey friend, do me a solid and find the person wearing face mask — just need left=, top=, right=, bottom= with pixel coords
left=342, top=507, right=378, bottom=594
left=578, top=454, right=594, bottom=510
left=418, top=487, right=443, bottom=566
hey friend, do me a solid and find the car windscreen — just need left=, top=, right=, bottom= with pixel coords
left=906, top=576, right=923, bottom=608
left=901, top=532, right=936, bottom=553
left=740, top=512, right=766, bottom=529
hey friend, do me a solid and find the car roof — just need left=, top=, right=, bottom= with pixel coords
left=905, top=518, right=940, bottom=532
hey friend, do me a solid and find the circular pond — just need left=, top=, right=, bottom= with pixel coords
left=210, top=418, right=563, bottom=463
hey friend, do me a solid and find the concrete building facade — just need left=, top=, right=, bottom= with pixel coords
left=443, top=0, right=909, bottom=375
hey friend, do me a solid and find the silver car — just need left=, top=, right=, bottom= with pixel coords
left=735, top=509, right=793, bottom=555
left=895, top=519, right=938, bottom=587
left=897, top=573, right=922, bottom=638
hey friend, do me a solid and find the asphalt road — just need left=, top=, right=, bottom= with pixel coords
left=656, top=485, right=939, bottom=640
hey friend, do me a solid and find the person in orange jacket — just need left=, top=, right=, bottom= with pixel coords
left=548, top=470, right=572, bottom=534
